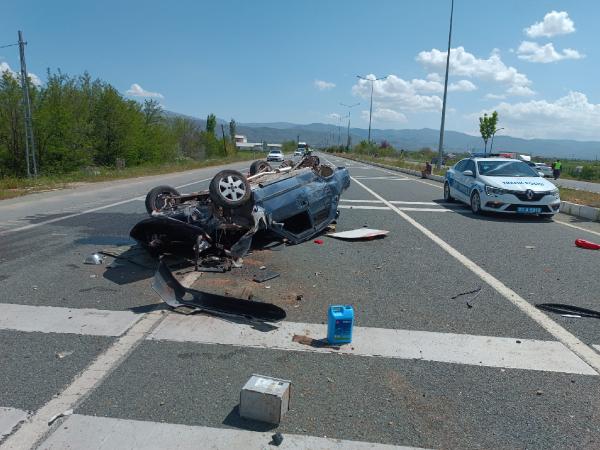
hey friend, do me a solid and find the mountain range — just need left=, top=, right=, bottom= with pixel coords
left=167, top=112, right=600, bottom=160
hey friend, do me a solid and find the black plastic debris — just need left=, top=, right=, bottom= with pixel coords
left=253, top=270, right=280, bottom=283
left=152, top=260, right=286, bottom=322
left=270, top=432, right=284, bottom=446
left=535, top=303, right=600, bottom=319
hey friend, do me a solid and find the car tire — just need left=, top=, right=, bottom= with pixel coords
left=443, top=182, right=455, bottom=202
left=145, top=185, right=180, bottom=214
left=209, top=170, right=252, bottom=208
left=470, top=191, right=482, bottom=215
left=249, top=160, right=272, bottom=176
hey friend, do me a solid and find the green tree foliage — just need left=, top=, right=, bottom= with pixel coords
left=0, top=69, right=226, bottom=178
left=281, top=140, right=297, bottom=154
left=479, top=111, right=499, bottom=153
left=206, top=113, right=217, bottom=135
left=229, top=119, right=236, bottom=144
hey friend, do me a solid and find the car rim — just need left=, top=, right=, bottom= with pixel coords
left=472, top=194, right=479, bottom=212
left=218, top=175, right=246, bottom=201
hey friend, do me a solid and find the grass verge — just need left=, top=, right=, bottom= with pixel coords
left=0, top=153, right=259, bottom=201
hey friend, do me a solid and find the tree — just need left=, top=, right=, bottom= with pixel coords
left=206, top=113, right=216, bottom=135
left=479, top=111, right=499, bottom=154
left=229, top=119, right=236, bottom=144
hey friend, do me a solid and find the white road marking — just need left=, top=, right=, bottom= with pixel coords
left=2, top=273, right=202, bottom=449
left=0, top=303, right=138, bottom=337
left=353, top=176, right=410, bottom=181
left=149, top=314, right=595, bottom=375
left=0, top=172, right=229, bottom=236
left=338, top=205, right=392, bottom=210
left=350, top=176, right=600, bottom=375
left=0, top=407, right=27, bottom=441
left=594, top=345, right=600, bottom=354
left=553, top=219, right=600, bottom=238
left=39, top=414, right=422, bottom=450
left=397, top=208, right=454, bottom=212
left=340, top=199, right=452, bottom=206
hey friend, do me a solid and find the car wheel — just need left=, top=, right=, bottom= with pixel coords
left=209, top=170, right=252, bottom=208
left=470, top=191, right=482, bottom=214
left=145, top=185, right=180, bottom=214
left=249, top=160, right=272, bottom=176
left=443, top=182, right=455, bottom=202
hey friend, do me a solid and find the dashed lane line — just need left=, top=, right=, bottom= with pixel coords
left=350, top=176, right=600, bottom=375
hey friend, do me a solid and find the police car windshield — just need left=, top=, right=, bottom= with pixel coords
left=477, top=160, right=538, bottom=177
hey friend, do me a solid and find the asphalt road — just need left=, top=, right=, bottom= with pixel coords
left=1, top=154, right=600, bottom=449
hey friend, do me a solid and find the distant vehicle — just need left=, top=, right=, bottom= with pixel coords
left=528, top=162, right=553, bottom=178
left=267, top=149, right=284, bottom=162
left=444, top=156, right=560, bottom=217
left=294, top=150, right=303, bottom=157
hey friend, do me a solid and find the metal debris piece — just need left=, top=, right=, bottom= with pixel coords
left=55, top=351, right=73, bottom=359
left=152, top=260, right=286, bottom=322
left=253, top=270, right=280, bottom=283
left=47, top=409, right=73, bottom=426
left=536, top=303, right=600, bottom=319
left=327, top=228, right=389, bottom=240
left=83, top=253, right=103, bottom=265
left=292, top=334, right=340, bottom=350
left=451, top=286, right=481, bottom=300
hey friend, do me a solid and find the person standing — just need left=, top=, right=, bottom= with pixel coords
left=552, top=159, right=562, bottom=180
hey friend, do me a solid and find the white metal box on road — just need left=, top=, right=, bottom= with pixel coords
left=239, top=374, right=291, bottom=424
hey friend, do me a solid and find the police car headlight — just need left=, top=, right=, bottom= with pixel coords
left=485, top=185, right=506, bottom=196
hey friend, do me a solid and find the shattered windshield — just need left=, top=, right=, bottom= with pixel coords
left=477, top=160, right=539, bottom=177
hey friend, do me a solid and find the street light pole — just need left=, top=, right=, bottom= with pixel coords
left=340, top=102, right=359, bottom=152
left=356, top=75, right=387, bottom=144
left=489, top=127, right=504, bottom=153
left=436, top=0, right=454, bottom=169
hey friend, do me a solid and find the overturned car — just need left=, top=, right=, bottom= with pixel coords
left=130, top=156, right=350, bottom=265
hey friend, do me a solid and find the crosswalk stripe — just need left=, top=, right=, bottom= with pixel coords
left=0, top=407, right=27, bottom=441
left=0, top=303, right=138, bottom=337
left=38, top=414, right=425, bottom=450
left=148, top=315, right=596, bottom=375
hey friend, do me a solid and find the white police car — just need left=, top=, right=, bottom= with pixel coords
left=444, top=156, right=560, bottom=217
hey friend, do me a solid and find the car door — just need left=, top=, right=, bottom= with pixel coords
left=462, top=159, right=477, bottom=198
left=450, top=160, right=468, bottom=202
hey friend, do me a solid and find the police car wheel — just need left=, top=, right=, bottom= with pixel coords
left=470, top=191, right=481, bottom=214
left=443, top=182, right=454, bottom=202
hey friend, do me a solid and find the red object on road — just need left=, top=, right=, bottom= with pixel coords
left=575, top=239, right=600, bottom=250
left=314, top=239, right=324, bottom=245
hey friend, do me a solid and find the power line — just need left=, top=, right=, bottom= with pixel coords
left=0, top=43, right=19, bottom=49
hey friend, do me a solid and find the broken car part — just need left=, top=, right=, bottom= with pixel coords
left=152, top=260, right=286, bottom=322
left=536, top=303, right=600, bottom=319
left=327, top=228, right=389, bottom=240
left=575, top=238, right=600, bottom=250
left=83, top=253, right=104, bottom=265
left=130, top=156, right=350, bottom=265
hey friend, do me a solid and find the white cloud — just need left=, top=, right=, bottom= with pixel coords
left=524, top=11, right=575, bottom=38
left=125, top=83, right=164, bottom=99
left=426, top=73, right=442, bottom=82
left=517, top=41, right=584, bottom=63
left=448, top=79, right=477, bottom=92
left=314, top=79, right=336, bottom=91
left=416, top=46, right=534, bottom=96
left=327, top=113, right=342, bottom=121
left=352, top=74, right=442, bottom=112
left=0, top=61, right=41, bottom=86
left=483, top=91, right=600, bottom=140
left=361, top=108, right=407, bottom=124
left=485, top=93, right=506, bottom=100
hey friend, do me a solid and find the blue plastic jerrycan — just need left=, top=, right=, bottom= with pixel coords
left=327, top=305, right=354, bottom=345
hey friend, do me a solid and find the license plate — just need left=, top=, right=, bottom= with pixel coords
left=517, top=206, right=541, bottom=214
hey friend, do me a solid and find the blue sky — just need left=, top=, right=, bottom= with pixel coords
left=2, top=0, right=599, bottom=140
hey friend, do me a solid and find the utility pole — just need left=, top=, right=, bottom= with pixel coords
left=357, top=75, right=387, bottom=143
left=340, top=103, right=359, bottom=152
left=18, top=30, right=37, bottom=177
left=436, top=0, right=454, bottom=169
